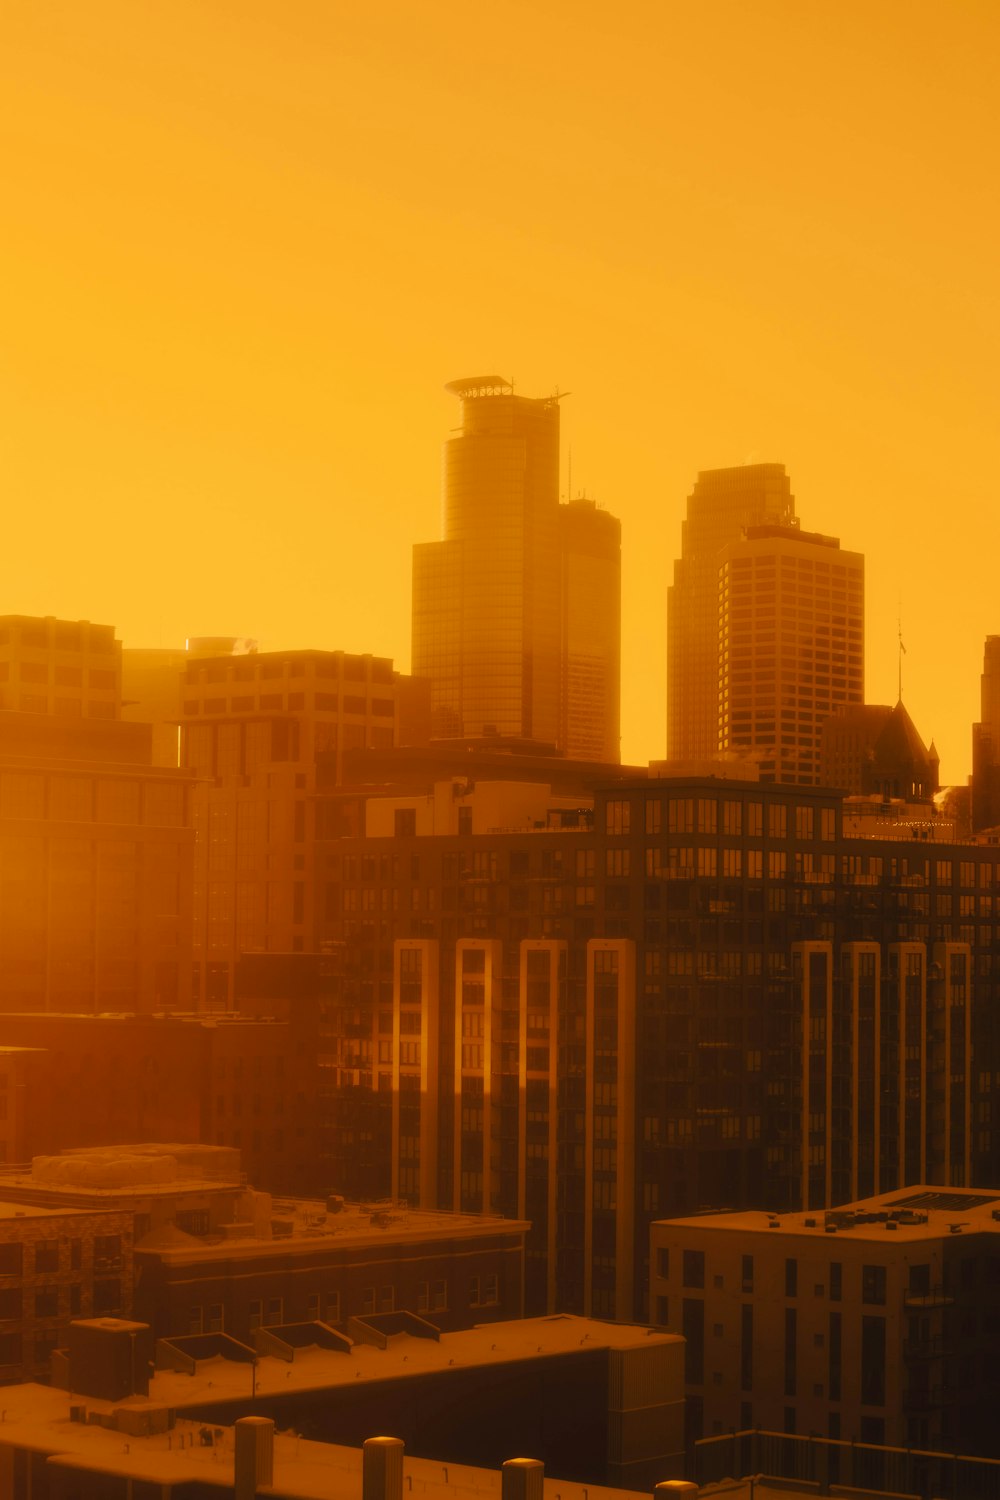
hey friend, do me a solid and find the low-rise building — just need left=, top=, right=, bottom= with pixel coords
left=46, top=1311, right=685, bottom=1489
left=134, top=1193, right=528, bottom=1340
left=0, top=1199, right=133, bottom=1384
left=651, top=1186, right=1000, bottom=1458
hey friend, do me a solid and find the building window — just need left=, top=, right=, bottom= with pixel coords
left=94, top=1234, right=123, bottom=1269
left=785, top=1259, right=798, bottom=1297
left=862, top=1265, right=886, bottom=1305
left=265, top=1297, right=283, bottom=1327
left=0, top=1245, right=21, bottom=1276
left=394, top=808, right=417, bottom=838
left=362, top=1288, right=376, bottom=1315
left=93, top=1281, right=121, bottom=1316
left=325, top=1292, right=341, bottom=1324
left=34, top=1242, right=59, bottom=1274
left=35, top=1289, right=58, bottom=1319
left=249, top=1300, right=263, bottom=1331
left=683, top=1250, right=705, bottom=1289
left=605, top=800, right=630, bottom=835
left=657, top=1247, right=670, bottom=1279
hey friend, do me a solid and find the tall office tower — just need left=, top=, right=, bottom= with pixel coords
left=972, top=637, right=1000, bottom=831
left=718, top=524, right=864, bottom=785
left=412, top=377, right=620, bottom=761
left=559, top=499, right=621, bottom=761
left=667, top=464, right=796, bottom=760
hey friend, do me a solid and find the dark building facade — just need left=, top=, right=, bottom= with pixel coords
left=298, top=773, right=1000, bottom=1324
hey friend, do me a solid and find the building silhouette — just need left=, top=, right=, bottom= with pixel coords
left=667, top=464, right=796, bottom=761
left=820, top=701, right=939, bottom=800
left=972, top=635, right=1000, bottom=831
left=412, top=377, right=620, bottom=761
left=0, top=616, right=194, bottom=1014
left=718, top=524, right=864, bottom=784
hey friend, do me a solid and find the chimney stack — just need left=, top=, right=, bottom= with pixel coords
left=364, top=1435, right=405, bottom=1500
left=502, top=1458, right=545, bottom=1500
left=235, top=1416, right=274, bottom=1500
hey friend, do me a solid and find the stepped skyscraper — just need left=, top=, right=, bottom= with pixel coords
left=667, top=463, right=796, bottom=760
left=413, top=377, right=620, bottom=762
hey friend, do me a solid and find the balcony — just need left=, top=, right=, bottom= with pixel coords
left=903, top=1287, right=953, bottom=1308
left=903, top=1337, right=947, bottom=1359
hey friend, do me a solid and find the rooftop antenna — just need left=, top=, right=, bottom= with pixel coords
left=898, top=601, right=906, bottom=704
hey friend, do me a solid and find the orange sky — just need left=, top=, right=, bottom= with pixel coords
left=2, top=1, right=997, bottom=779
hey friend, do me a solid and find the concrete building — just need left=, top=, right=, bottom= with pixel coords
left=0, top=1012, right=308, bottom=1191
left=651, top=1186, right=1000, bottom=1458
left=180, top=646, right=429, bottom=1007
left=44, top=1312, right=683, bottom=1488
left=0, top=1380, right=684, bottom=1498
left=718, top=524, right=864, bottom=785
left=0, top=616, right=195, bottom=1015
left=667, top=464, right=796, bottom=762
left=412, top=377, right=621, bottom=761
left=0, top=615, right=121, bottom=720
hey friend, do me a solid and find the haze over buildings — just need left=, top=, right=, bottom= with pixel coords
left=413, top=378, right=620, bottom=762
left=667, top=464, right=796, bottom=762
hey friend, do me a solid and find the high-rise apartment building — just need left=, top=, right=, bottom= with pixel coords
left=718, top=525, right=864, bottom=785
left=667, top=464, right=796, bottom=761
left=972, top=636, right=1000, bottom=831
left=412, top=377, right=620, bottom=761
left=307, top=770, right=1000, bottom=1325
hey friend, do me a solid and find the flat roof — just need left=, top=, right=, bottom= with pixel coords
left=139, top=1198, right=527, bottom=1262
left=654, top=1185, right=1000, bottom=1244
left=0, top=1383, right=650, bottom=1499
left=149, top=1315, right=680, bottom=1410
left=0, top=1201, right=115, bottom=1223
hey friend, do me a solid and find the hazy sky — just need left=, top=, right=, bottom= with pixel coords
left=2, top=1, right=997, bottom=778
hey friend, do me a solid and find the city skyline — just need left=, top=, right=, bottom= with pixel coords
left=3, top=2, right=998, bottom=782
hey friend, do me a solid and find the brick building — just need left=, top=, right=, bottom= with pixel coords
left=0, top=1200, right=133, bottom=1384
left=134, top=1195, right=527, bottom=1343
